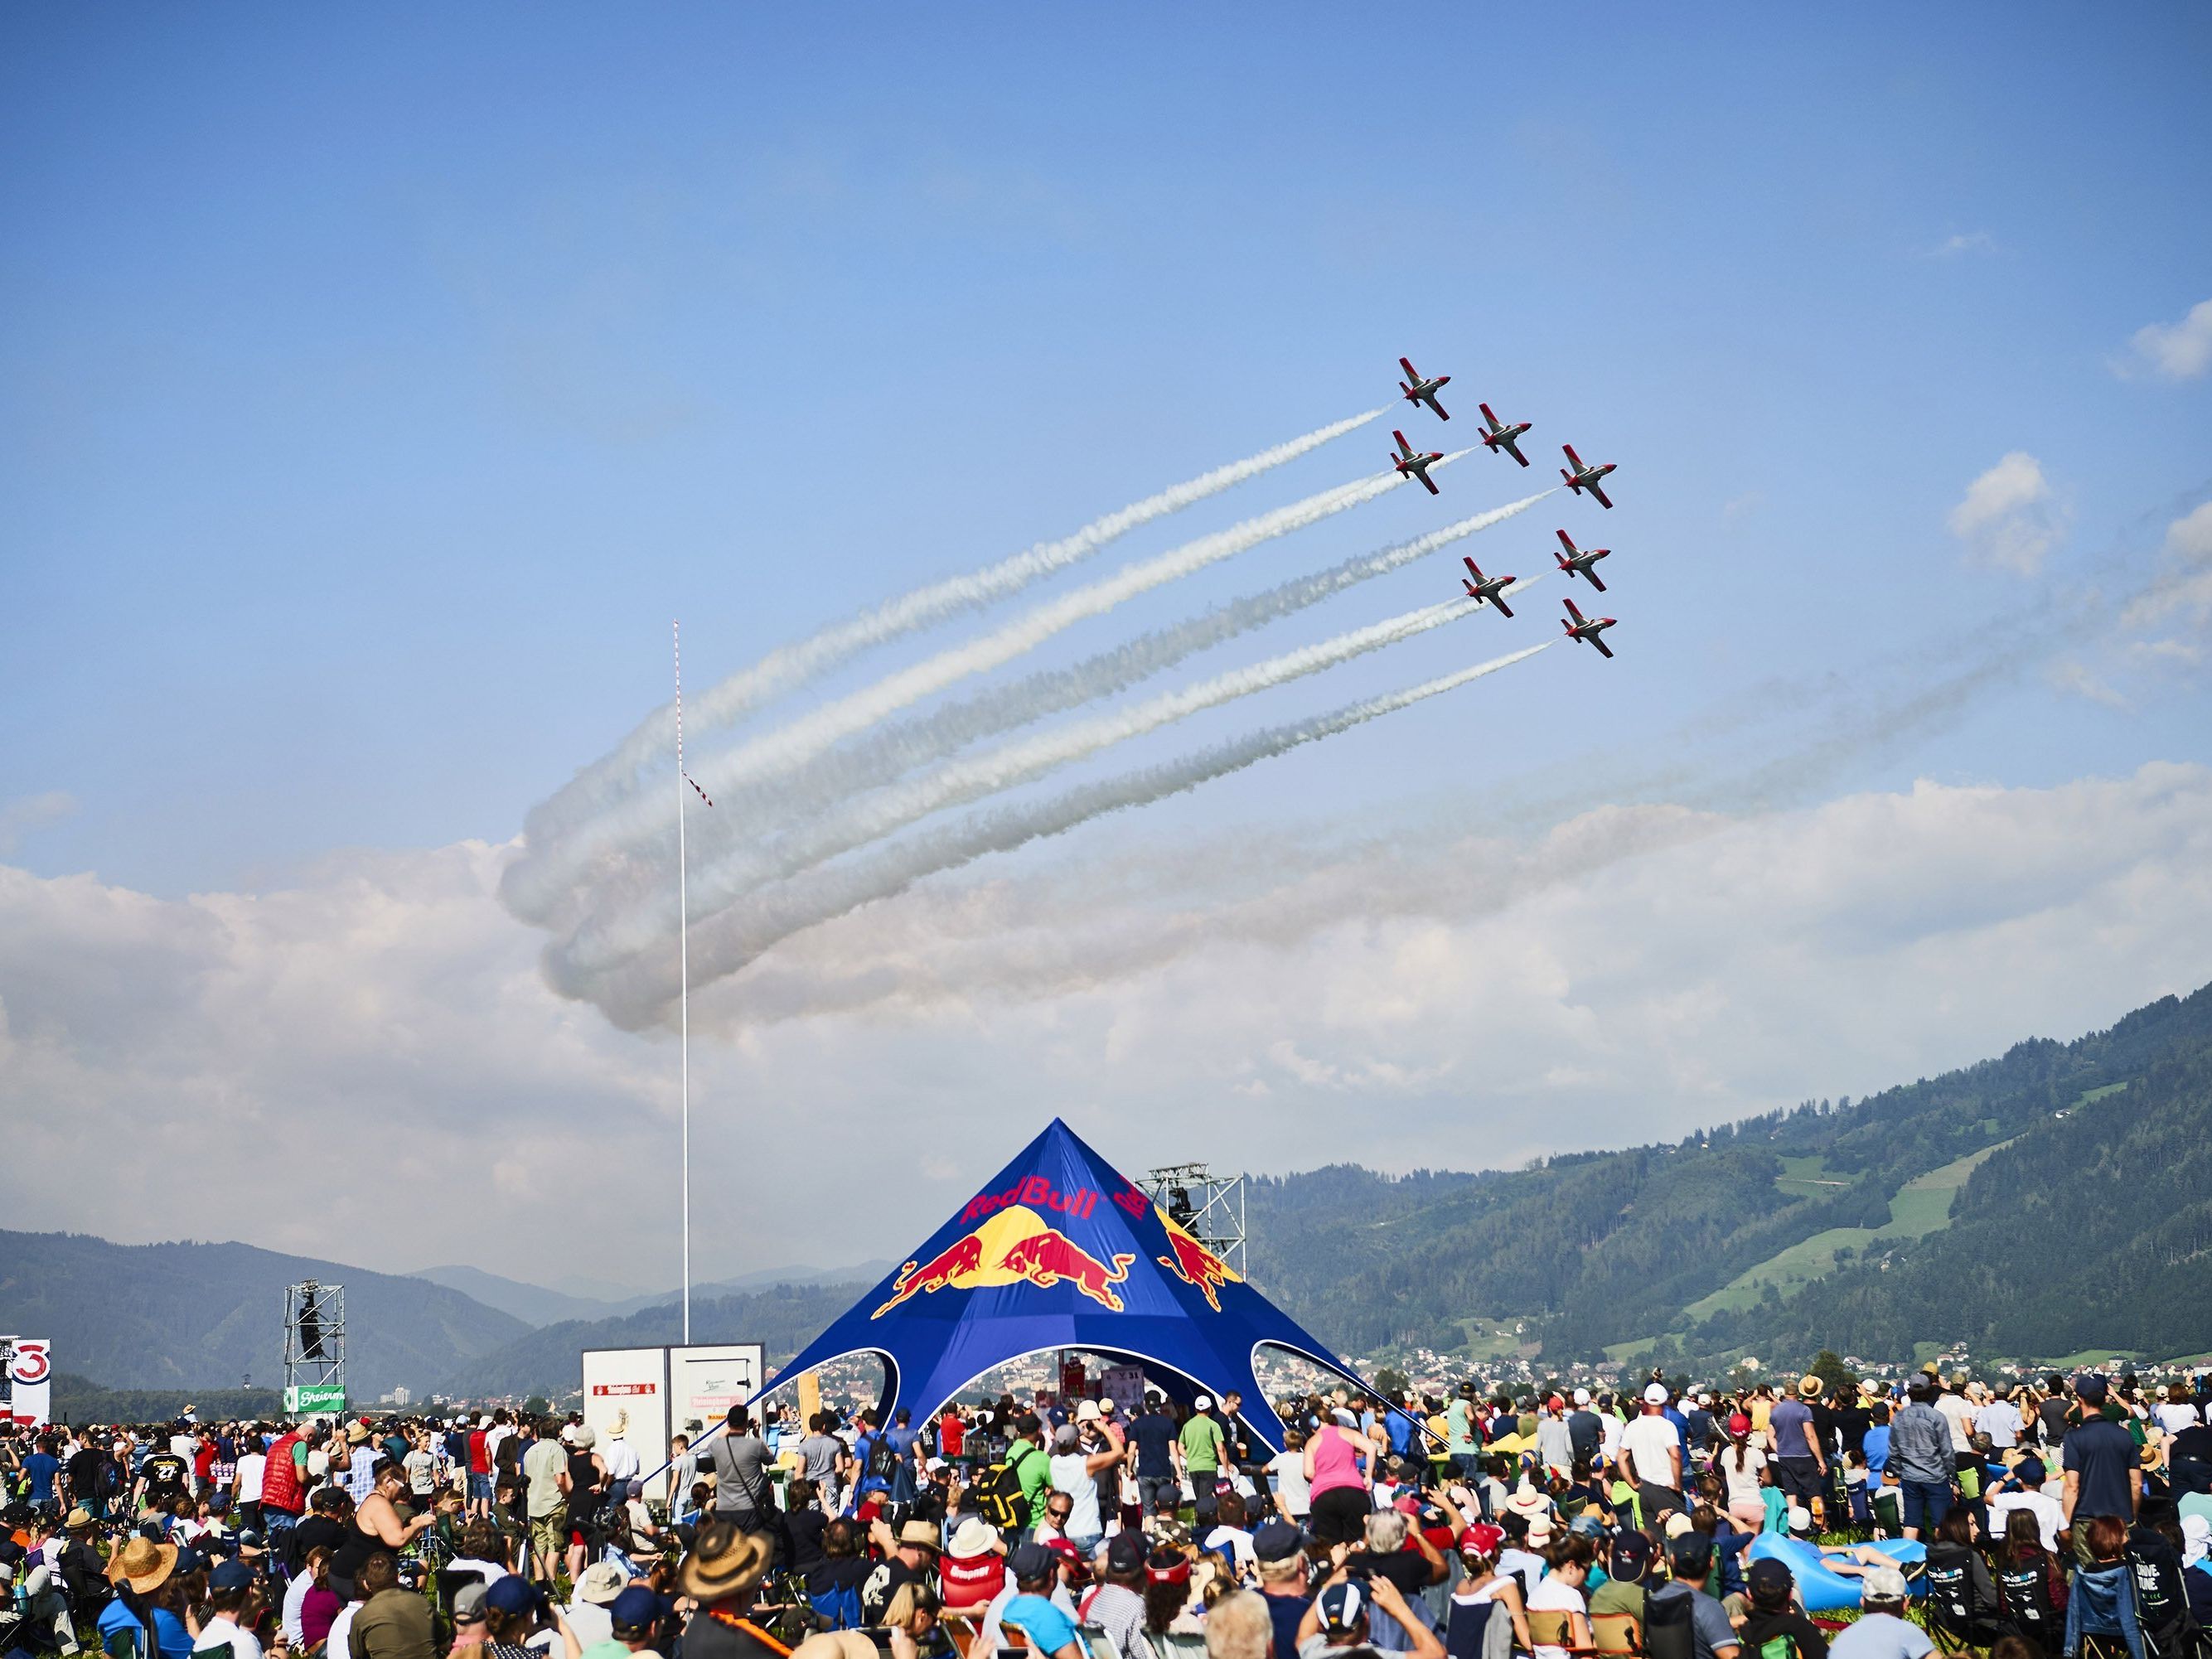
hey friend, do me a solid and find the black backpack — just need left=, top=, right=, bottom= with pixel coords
left=867, top=1435, right=900, bottom=1482
left=975, top=1445, right=1045, bottom=1530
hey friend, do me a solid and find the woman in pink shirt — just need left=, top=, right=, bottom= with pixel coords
left=1303, top=1417, right=1376, bottom=1549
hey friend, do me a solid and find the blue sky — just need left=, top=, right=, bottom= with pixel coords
left=2, top=5, right=2210, bottom=1285
left=6, top=2, right=2206, bottom=893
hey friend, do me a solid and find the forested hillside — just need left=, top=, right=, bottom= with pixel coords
left=1247, top=980, right=2212, bottom=1370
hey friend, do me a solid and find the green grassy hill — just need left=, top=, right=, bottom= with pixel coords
left=1246, top=979, right=2212, bottom=1373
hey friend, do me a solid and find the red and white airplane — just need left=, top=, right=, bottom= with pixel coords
left=1477, top=404, right=1532, bottom=467
left=1553, top=529, right=1611, bottom=592
left=1460, top=557, right=1517, bottom=617
left=1561, top=597, right=1617, bottom=659
left=1391, top=430, right=1445, bottom=495
left=1560, top=444, right=1616, bottom=508
left=1397, top=357, right=1451, bottom=420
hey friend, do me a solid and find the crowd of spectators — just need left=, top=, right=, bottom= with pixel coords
left=3, top=1362, right=2210, bottom=1659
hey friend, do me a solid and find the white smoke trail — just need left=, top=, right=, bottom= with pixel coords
left=685, top=491, right=1553, bottom=843
left=506, top=452, right=1465, bottom=924
left=517, top=408, right=1388, bottom=851
left=545, top=492, right=1548, bottom=956
left=553, top=587, right=1499, bottom=985
left=579, top=641, right=1553, bottom=1026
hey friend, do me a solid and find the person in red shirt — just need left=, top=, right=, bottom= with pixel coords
left=467, top=1415, right=494, bottom=1518
left=941, top=1517, right=1007, bottom=1611
left=192, top=1434, right=220, bottom=1496
left=939, top=1409, right=966, bottom=1465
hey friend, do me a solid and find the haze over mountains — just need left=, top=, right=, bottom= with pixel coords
left=408, top=1260, right=894, bottom=1328
left=11, top=979, right=2210, bottom=1405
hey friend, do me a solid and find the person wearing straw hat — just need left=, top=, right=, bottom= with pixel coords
left=98, top=1535, right=177, bottom=1657
left=676, top=1518, right=782, bottom=1659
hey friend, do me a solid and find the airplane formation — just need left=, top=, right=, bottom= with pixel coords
left=1398, top=355, right=1621, bottom=660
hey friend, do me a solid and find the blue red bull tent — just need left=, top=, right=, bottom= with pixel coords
left=748, top=1118, right=1387, bottom=1453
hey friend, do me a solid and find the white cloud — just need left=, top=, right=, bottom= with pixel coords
left=2118, top=298, right=2212, bottom=380
left=1947, top=452, right=2068, bottom=575
left=1927, top=231, right=1996, bottom=259
left=6, top=767, right=2210, bottom=1290
left=0, top=791, right=75, bottom=856
left=2045, top=660, right=2128, bottom=710
left=2120, top=501, right=2212, bottom=631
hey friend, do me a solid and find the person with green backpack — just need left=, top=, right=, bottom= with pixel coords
left=972, top=1414, right=1052, bottom=1536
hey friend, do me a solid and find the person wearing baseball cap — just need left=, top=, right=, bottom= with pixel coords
left=991, top=1541, right=1083, bottom=1659
left=1249, top=1522, right=1310, bottom=1659
left=2060, top=1374, right=2141, bottom=1526
left=1589, top=1530, right=1653, bottom=1626
left=1736, top=1559, right=1829, bottom=1659
left=1431, top=1507, right=1531, bottom=1657
left=1083, top=1533, right=1150, bottom=1659
left=1298, top=1570, right=1447, bottom=1659
left=1827, top=1565, right=1921, bottom=1659
left=196, top=1558, right=269, bottom=1659
left=589, top=1585, right=667, bottom=1657
left=1986, top=1454, right=2063, bottom=1552
left=1647, top=1535, right=1741, bottom=1659
left=1619, top=1385, right=1687, bottom=1520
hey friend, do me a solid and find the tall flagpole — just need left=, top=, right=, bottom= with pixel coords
left=674, top=620, right=691, bottom=1347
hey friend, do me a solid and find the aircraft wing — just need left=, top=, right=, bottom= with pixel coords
left=1584, top=568, right=1607, bottom=593
left=1498, top=435, right=1527, bottom=466
left=1586, top=481, right=1613, bottom=510
left=1416, top=471, right=1440, bottom=496
left=1489, top=594, right=1513, bottom=618
left=1400, top=357, right=1419, bottom=380
left=1590, top=635, right=1614, bottom=659
left=1428, top=394, right=1450, bottom=420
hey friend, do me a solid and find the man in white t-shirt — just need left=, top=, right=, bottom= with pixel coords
left=235, top=1442, right=268, bottom=1528
left=1619, top=1386, right=1687, bottom=1516
left=196, top=1561, right=267, bottom=1659
left=1986, top=1457, right=2064, bottom=1552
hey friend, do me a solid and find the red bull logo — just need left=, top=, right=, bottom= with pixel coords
left=873, top=1205, right=1138, bottom=1318
left=1154, top=1207, right=1242, bottom=1313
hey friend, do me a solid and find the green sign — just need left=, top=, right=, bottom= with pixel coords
left=283, top=1383, right=346, bottom=1415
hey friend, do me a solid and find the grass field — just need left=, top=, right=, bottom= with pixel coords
left=1774, top=1154, right=1851, bottom=1197
left=1680, top=1140, right=2018, bottom=1323
left=1456, top=1318, right=1542, bottom=1363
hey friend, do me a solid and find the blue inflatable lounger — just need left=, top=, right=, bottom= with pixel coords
left=1744, top=1535, right=1927, bottom=1613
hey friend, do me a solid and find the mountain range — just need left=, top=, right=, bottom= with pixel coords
left=9, top=979, right=2210, bottom=1407
left=1241, top=977, right=2212, bottom=1375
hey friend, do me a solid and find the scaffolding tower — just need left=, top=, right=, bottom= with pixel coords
left=1141, top=1161, right=1248, bottom=1279
left=283, top=1279, right=345, bottom=1405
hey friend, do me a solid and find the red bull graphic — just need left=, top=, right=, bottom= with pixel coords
left=1154, top=1207, right=1242, bottom=1313
left=874, top=1205, right=1138, bottom=1318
